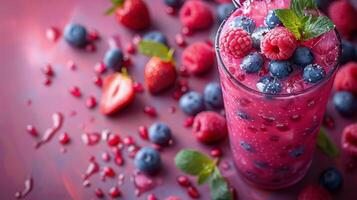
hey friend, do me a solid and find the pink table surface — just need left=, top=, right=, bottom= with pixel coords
left=1, top=0, right=356, bottom=199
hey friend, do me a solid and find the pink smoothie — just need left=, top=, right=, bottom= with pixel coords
left=216, top=0, right=341, bottom=189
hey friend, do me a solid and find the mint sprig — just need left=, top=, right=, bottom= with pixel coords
left=275, top=0, right=334, bottom=41
left=175, top=150, right=233, bottom=200
left=317, top=128, right=339, bottom=157
left=138, top=40, right=174, bottom=62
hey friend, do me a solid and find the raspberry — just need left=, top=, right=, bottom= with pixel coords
left=261, top=27, right=297, bottom=60
left=193, top=111, right=228, bottom=144
left=298, top=184, right=332, bottom=200
left=342, top=123, right=357, bottom=156
left=328, top=0, right=357, bottom=39
left=180, top=0, right=214, bottom=30
left=182, top=42, right=215, bottom=75
left=220, top=29, right=252, bottom=59
left=334, top=62, right=357, bottom=95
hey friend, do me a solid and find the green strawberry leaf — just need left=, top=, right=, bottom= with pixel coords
left=275, top=9, right=302, bottom=39
left=138, top=40, right=173, bottom=62
left=105, top=0, right=124, bottom=15
left=302, top=16, right=335, bottom=40
left=291, top=0, right=317, bottom=17
left=105, top=6, right=117, bottom=15
left=210, top=168, right=233, bottom=200
left=175, top=150, right=215, bottom=176
left=317, top=128, right=339, bottom=157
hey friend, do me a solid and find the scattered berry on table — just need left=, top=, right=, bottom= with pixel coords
left=182, top=42, right=215, bottom=75
left=265, top=10, right=282, bottom=29
left=179, top=0, right=214, bottom=31
left=261, top=27, right=297, bottom=60
left=179, top=91, right=205, bottom=116
left=340, top=40, right=356, bottom=64
left=333, top=91, right=357, bottom=117
left=177, top=175, right=191, bottom=187
left=334, top=62, right=357, bottom=95
left=148, top=122, right=172, bottom=146
left=143, top=31, right=168, bottom=46
left=193, top=111, right=228, bottom=144
left=203, top=82, right=224, bottom=109
left=328, top=0, right=357, bottom=39
left=268, top=60, right=293, bottom=79
left=298, top=184, right=332, bottom=200
left=251, top=27, right=269, bottom=50
left=134, top=147, right=161, bottom=174
left=292, top=46, right=314, bottom=67
left=220, top=28, right=252, bottom=59
left=217, top=3, right=236, bottom=23
left=164, top=0, right=184, bottom=8
left=303, top=64, right=326, bottom=83
left=230, top=16, right=256, bottom=33
left=240, top=52, right=264, bottom=73
left=104, top=48, right=124, bottom=71
left=256, top=76, right=282, bottom=94
left=64, top=23, right=88, bottom=48
left=319, top=167, right=343, bottom=192
left=342, top=123, right=357, bottom=156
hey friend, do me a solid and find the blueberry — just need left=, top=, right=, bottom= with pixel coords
left=203, top=82, right=224, bottom=109
left=251, top=27, right=270, bottom=50
left=179, top=91, right=205, bottom=116
left=256, top=76, right=282, bottom=94
left=289, top=146, right=304, bottom=158
left=303, top=64, right=326, bottom=83
left=268, top=60, right=293, bottom=79
left=319, top=167, right=343, bottom=192
left=340, top=40, right=356, bottom=64
left=164, top=0, right=183, bottom=8
left=240, top=141, right=254, bottom=152
left=316, top=0, right=331, bottom=12
left=254, top=161, right=268, bottom=169
left=134, top=147, right=161, bottom=174
left=333, top=91, right=357, bottom=117
left=143, top=31, right=168, bottom=46
left=240, top=52, right=264, bottom=73
left=230, top=16, right=256, bottom=34
left=217, top=3, right=236, bottom=23
left=64, top=23, right=88, bottom=47
left=104, top=48, right=124, bottom=71
left=293, top=46, right=314, bottom=67
left=148, top=122, right=172, bottom=145
left=265, top=10, right=282, bottom=29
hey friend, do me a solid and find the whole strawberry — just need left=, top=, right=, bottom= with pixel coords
left=106, top=0, right=151, bottom=30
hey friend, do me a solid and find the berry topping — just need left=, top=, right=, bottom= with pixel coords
left=203, top=82, right=224, bottom=109
left=268, top=60, right=293, bottom=79
left=182, top=42, right=215, bottom=75
left=334, top=62, right=357, bottom=95
left=104, top=48, right=124, bottom=71
left=220, top=29, right=252, bottom=59
left=217, top=3, right=236, bottom=23
left=256, top=76, right=282, bottom=94
left=333, top=91, right=357, bottom=117
left=164, top=0, right=184, bottom=8
left=64, top=23, right=88, bottom=48
left=134, top=147, right=161, bottom=174
left=179, top=0, right=214, bottom=30
left=303, top=64, right=326, bottom=83
left=148, top=122, right=172, bottom=146
left=240, top=52, right=264, bottom=73
left=265, top=10, right=282, bottom=29
left=143, top=31, right=168, bottom=46
left=251, top=27, right=270, bottom=50
left=328, top=0, right=357, bottom=39
left=193, top=111, right=228, bottom=144
left=342, top=123, right=357, bottom=156
left=298, top=184, right=332, bottom=200
left=319, top=167, right=343, bottom=192
left=292, top=46, right=314, bottom=67
left=230, top=16, right=256, bottom=34
left=179, top=91, right=205, bottom=116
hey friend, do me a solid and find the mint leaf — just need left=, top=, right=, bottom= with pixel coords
left=138, top=40, right=172, bottom=62
left=317, top=128, right=339, bottom=157
left=197, top=165, right=215, bottom=185
left=210, top=168, right=233, bottom=200
left=275, top=9, right=302, bottom=39
left=291, top=0, right=317, bottom=17
left=302, top=16, right=335, bottom=40
left=175, top=150, right=215, bottom=176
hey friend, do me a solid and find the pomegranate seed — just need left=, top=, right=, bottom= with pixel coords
left=81, top=132, right=101, bottom=146
left=26, top=125, right=38, bottom=137
left=43, top=78, right=52, bottom=86
left=165, top=6, right=176, bottom=15
left=211, top=147, right=222, bottom=157
left=128, top=145, right=140, bottom=158
left=67, top=60, right=76, bottom=70
left=94, top=62, right=106, bottom=74
left=95, top=188, right=104, bottom=198
left=147, top=193, right=157, bottom=200
left=103, top=167, right=116, bottom=178
left=126, top=43, right=136, bottom=54
left=184, top=117, right=194, bottom=128
left=175, top=34, right=186, bottom=47
left=93, top=75, right=103, bottom=87
left=88, top=30, right=100, bottom=41
left=82, top=180, right=91, bottom=187
left=182, top=26, right=193, bottom=36
left=172, top=90, right=183, bottom=100
left=85, top=43, right=96, bottom=52
left=45, top=27, right=60, bottom=42
left=107, top=134, right=121, bottom=147
left=143, top=106, right=157, bottom=117
left=187, top=186, right=200, bottom=198
left=109, top=186, right=121, bottom=198
left=123, top=136, right=135, bottom=146
left=59, top=132, right=70, bottom=145
left=101, top=152, right=111, bottom=162
left=69, top=86, right=81, bottom=97
left=115, top=154, right=124, bottom=166
left=133, top=82, right=144, bottom=93
left=42, top=64, right=54, bottom=77
left=86, top=96, right=97, bottom=109
left=323, top=115, right=335, bottom=129
left=138, top=126, right=149, bottom=140
left=177, top=176, right=190, bottom=187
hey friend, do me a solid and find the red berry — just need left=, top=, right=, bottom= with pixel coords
left=144, top=57, right=177, bottom=94
left=138, top=126, right=149, bottom=140
left=143, top=106, right=158, bottom=117
left=114, top=0, right=151, bottom=30
left=95, top=188, right=104, bottom=198
left=59, top=132, right=70, bottom=145
left=210, top=147, right=223, bottom=157
left=109, top=186, right=121, bottom=198
left=126, top=43, right=136, bottom=54
left=46, top=27, right=61, bottom=42
left=88, top=30, right=100, bottom=41
left=94, top=62, right=106, bottom=74
left=220, top=28, right=252, bottom=59
left=187, top=186, right=200, bottom=198
left=182, top=42, right=215, bottom=75
left=261, top=27, right=297, bottom=60
left=133, top=82, right=144, bottom=93
left=184, top=117, right=194, bottom=128
left=85, top=43, right=96, bottom=52
left=26, top=125, right=38, bottom=137
left=42, top=64, right=54, bottom=77
left=103, top=166, right=116, bottom=177
left=334, top=62, right=357, bottom=95
left=328, top=0, right=357, bottom=39
left=342, top=123, right=357, bottom=156
left=177, top=175, right=191, bottom=187
left=107, top=134, right=121, bottom=147
left=93, top=75, right=103, bottom=87
left=180, top=0, right=214, bottom=31
left=298, top=184, right=332, bottom=200
left=86, top=96, right=97, bottom=109
left=69, top=86, right=82, bottom=97
left=193, top=111, right=228, bottom=144
left=101, top=152, right=111, bottom=162
left=148, top=194, right=158, bottom=200
left=123, top=136, right=135, bottom=146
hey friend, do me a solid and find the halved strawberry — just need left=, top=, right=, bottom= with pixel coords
left=100, top=72, right=135, bottom=115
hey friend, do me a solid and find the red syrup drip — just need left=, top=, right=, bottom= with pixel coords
left=15, top=177, right=33, bottom=199
left=35, top=112, right=63, bottom=148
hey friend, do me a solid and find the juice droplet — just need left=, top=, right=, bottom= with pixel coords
left=83, top=159, right=99, bottom=180
left=15, top=177, right=33, bottom=199
left=35, top=112, right=63, bottom=148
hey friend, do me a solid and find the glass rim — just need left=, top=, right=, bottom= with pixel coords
left=215, top=18, right=342, bottom=98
